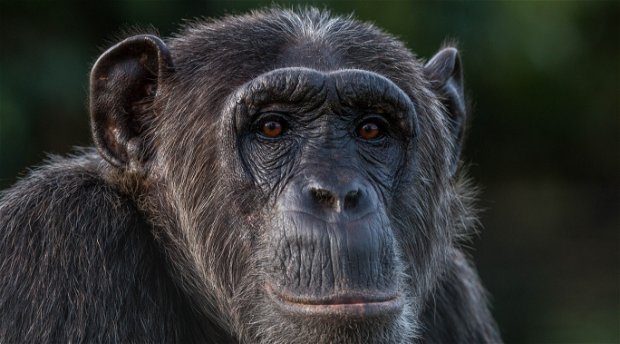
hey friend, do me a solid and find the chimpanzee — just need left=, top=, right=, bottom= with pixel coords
left=0, top=7, right=501, bottom=344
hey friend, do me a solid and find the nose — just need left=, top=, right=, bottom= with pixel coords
left=305, top=181, right=373, bottom=214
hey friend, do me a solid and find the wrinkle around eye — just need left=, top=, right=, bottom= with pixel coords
left=243, top=138, right=300, bottom=189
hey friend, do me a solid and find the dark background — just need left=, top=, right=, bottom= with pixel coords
left=1, top=1, right=618, bottom=342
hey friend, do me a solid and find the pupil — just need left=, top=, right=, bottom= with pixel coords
left=361, top=123, right=379, bottom=139
left=263, top=121, right=281, bottom=137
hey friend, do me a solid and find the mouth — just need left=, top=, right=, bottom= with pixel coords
left=267, top=284, right=403, bottom=318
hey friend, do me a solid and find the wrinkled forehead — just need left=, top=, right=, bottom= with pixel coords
left=226, top=67, right=416, bottom=122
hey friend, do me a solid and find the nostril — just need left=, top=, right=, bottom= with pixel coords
left=344, top=189, right=361, bottom=210
left=310, top=188, right=338, bottom=209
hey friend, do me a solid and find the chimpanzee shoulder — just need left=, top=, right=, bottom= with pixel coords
left=419, top=249, right=500, bottom=343
left=0, top=150, right=227, bottom=342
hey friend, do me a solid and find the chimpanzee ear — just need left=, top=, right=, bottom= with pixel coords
left=424, top=47, right=466, bottom=176
left=90, top=35, right=173, bottom=170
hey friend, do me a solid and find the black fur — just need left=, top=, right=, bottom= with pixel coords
left=0, top=8, right=501, bottom=343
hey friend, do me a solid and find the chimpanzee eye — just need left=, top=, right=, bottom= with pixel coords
left=255, top=115, right=287, bottom=139
left=261, top=121, right=283, bottom=138
left=356, top=117, right=387, bottom=141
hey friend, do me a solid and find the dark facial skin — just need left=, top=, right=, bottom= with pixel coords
left=205, top=67, right=422, bottom=342
left=229, top=68, right=416, bottom=318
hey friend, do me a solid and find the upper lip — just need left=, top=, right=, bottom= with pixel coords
left=267, top=282, right=400, bottom=305
left=280, top=208, right=378, bottom=224
left=271, top=289, right=399, bottom=306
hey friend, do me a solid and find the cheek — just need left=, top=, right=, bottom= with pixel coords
left=358, top=152, right=405, bottom=193
left=242, top=139, right=300, bottom=190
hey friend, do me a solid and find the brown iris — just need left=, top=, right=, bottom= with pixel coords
left=261, top=120, right=283, bottom=138
left=358, top=122, right=381, bottom=140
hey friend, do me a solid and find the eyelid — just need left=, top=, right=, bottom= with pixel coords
left=356, top=115, right=390, bottom=130
left=252, top=112, right=288, bottom=124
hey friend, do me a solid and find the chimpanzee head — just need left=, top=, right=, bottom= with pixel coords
left=89, top=8, right=469, bottom=343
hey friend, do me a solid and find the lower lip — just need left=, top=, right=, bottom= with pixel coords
left=268, top=288, right=403, bottom=318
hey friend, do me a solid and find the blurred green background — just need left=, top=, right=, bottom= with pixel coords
left=1, top=1, right=618, bottom=342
